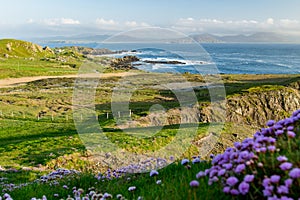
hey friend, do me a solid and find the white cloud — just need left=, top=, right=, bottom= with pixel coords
left=173, top=17, right=300, bottom=35
left=266, top=18, right=274, bottom=25
left=96, top=18, right=117, bottom=26
left=60, top=18, right=80, bottom=25
left=125, top=21, right=138, bottom=27
left=41, top=18, right=80, bottom=26
left=279, top=19, right=299, bottom=26
left=94, top=18, right=150, bottom=31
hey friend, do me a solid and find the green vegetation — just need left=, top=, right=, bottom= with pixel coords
left=0, top=39, right=86, bottom=78
left=1, top=39, right=300, bottom=199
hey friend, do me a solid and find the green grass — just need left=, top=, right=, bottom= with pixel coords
left=0, top=70, right=300, bottom=199
left=0, top=119, right=84, bottom=168
left=4, top=161, right=232, bottom=200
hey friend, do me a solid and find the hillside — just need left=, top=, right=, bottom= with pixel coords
left=0, top=39, right=55, bottom=59
left=0, top=39, right=90, bottom=78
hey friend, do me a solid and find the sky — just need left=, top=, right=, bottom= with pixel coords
left=0, top=0, right=300, bottom=38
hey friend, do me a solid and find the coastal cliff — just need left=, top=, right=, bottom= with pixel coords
left=128, top=81, right=300, bottom=128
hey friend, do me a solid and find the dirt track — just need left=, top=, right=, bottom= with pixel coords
left=0, top=72, right=138, bottom=88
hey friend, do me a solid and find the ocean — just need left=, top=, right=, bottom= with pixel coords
left=42, top=42, right=300, bottom=74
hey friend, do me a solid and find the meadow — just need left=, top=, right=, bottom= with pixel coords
left=0, top=72, right=299, bottom=199
left=1, top=39, right=300, bottom=199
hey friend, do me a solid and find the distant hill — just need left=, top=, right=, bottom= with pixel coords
left=27, top=32, right=300, bottom=45
left=190, top=32, right=300, bottom=43
left=0, top=39, right=54, bottom=58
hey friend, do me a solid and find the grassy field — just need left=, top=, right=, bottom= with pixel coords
left=0, top=72, right=299, bottom=199
left=1, top=39, right=300, bottom=199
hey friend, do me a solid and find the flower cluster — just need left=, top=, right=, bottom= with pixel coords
left=1, top=169, right=79, bottom=193
left=195, top=109, right=300, bottom=199
left=95, top=158, right=168, bottom=181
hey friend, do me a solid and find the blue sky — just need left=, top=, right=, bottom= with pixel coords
left=1, top=0, right=300, bottom=38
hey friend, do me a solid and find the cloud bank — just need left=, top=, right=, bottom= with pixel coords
left=1, top=17, right=300, bottom=38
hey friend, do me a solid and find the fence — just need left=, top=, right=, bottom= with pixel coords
left=0, top=109, right=134, bottom=123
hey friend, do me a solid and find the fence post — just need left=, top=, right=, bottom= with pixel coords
left=118, top=111, right=121, bottom=118
left=106, top=112, right=109, bottom=119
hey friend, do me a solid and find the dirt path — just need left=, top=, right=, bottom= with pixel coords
left=0, top=72, right=138, bottom=88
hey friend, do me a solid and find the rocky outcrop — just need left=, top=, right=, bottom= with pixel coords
left=110, top=56, right=139, bottom=70
left=225, top=88, right=300, bottom=127
left=144, top=60, right=185, bottom=65
left=122, top=82, right=300, bottom=128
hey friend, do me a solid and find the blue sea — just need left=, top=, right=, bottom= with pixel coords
left=43, top=42, right=300, bottom=74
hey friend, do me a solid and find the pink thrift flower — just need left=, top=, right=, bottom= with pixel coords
left=189, top=180, right=199, bottom=187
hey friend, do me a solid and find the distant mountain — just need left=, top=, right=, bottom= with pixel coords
left=190, top=33, right=224, bottom=43
left=218, top=32, right=300, bottom=43
left=29, top=32, right=300, bottom=44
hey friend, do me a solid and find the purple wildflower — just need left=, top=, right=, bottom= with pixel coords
left=262, top=178, right=270, bottom=187
left=196, top=171, right=205, bottom=179
left=189, top=180, right=199, bottom=187
left=192, top=157, right=201, bottom=164
left=280, top=196, right=293, bottom=200
left=274, top=124, right=283, bottom=130
left=223, top=186, right=230, bottom=193
left=260, top=147, right=267, bottom=153
left=287, top=131, right=296, bottom=138
left=289, top=168, right=300, bottom=179
left=277, top=156, right=288, bottom=162
left=284, top=178, right=293, bottom=188
left=226, top=176, right=239, bottom=187
left=238, top=182, right=250, bottom=195
left=280, top=162, right=293, bottom=171
left=234, top=142, right=242, bottom=149
left=244, top=174, right=255, bottom=183
left=277, top=185, right=289, bottom=194
left=267, top=145, right=276, bottom=152
left=235, top=164, right=246, bottom=173
left=263, top=189, right=272, bottom=197
left=230, top=189, right=240, bottom=195
left=181, top=159, right=189, bottom=165
left=217, top=169, right=226, bottom=176
left=223, top=163, right=233, bottom=170
left=266, top=120, right=275, bottom=127
left=287, top=126, right=294, bottom=131
left=263, top=186, right=274, bottom=197
left=149, top=170, right=159, bottom=177
left=270, top=175, right=280, bottom=184
left=275, top=130, right=284, bottom=136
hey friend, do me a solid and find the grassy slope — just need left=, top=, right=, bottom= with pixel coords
left=0, top=39, right=86, bottom=78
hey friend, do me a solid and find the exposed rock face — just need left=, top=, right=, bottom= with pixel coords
left=43, top=46, right=54, bottom=54
left=6, top=43, right=12, bottom=51
left=110, top=55, right=139, bottom=70
left=124, top=82, right=300, bottom=128
left=144, top=60, right=185, bottom=65
left=225, top=88, right=300, bottom=127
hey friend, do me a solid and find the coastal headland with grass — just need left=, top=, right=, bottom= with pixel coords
left=0, top=38, right=300, bottom=199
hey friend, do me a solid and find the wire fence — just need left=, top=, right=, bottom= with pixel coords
left=0, top=109, right=134, bottom=123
